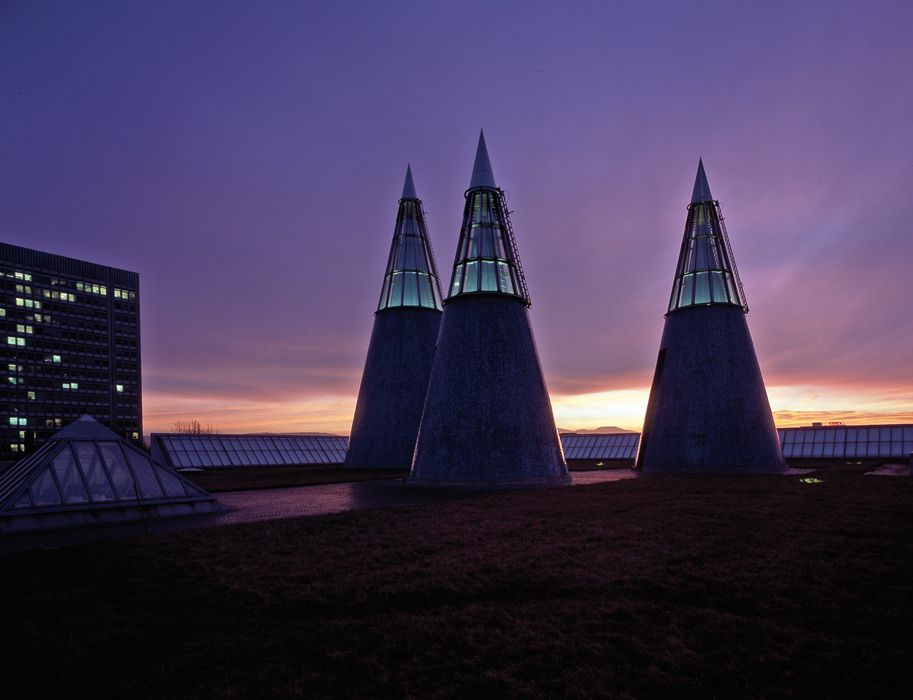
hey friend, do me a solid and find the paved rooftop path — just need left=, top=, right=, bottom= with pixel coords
left=214, top=469, right=637, bottom=525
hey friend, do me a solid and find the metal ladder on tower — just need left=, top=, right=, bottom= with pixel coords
left=716, top=201, right=749, bottom=312
left=497, top=189, right=531, bottom=306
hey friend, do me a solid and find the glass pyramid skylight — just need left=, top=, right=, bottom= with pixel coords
left=0, top=416, right=218, bottom=531
left=446, top=131, right=530, bottom=306
left=376, top=166, right=443, bottom=312
left=667, top=159, right=748, bottom=314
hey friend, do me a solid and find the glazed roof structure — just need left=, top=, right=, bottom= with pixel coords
left=667, top=159, right=748, bottom=314
left=446, top=131, right=530, bottom=306
left=376, top=166, right=443, bottom=312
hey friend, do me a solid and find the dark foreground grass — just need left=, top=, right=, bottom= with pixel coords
left=1, top=471, right=912, bottom=698
left=183, top=465, right=408, bottom=492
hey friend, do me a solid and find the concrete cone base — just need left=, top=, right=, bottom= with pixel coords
left=409, top=295, right=568, bottom=486
left=637, top=305, right=785, bottom=473
left=344, top=307, right=440, bottom=469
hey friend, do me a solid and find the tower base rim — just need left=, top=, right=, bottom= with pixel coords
left=406, top=474, right=571, bottom=489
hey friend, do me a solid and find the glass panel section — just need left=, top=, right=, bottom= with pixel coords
left=156, top=467, right=188, bottom=498
left=29, top=469, right=62, bottom=506
left=498, top=262, right=517, bottom=294
left=464, top=261, right=478, bottom=292
left=725, top=276, right=739, bottom=305
left=679, top=274, right=694, bottom=307
left=124, top=448, right=165, bottom=499
left=710, top=272, right=727, bottom=303
left=402, top=272, right=419, bottom=306
left=481, top=261, right=497, bottom=291
left=13, top=491, right=31, bottom=509
left=389, top=272, right=404, bottom=306
left=450, top=263, right=464, bottom=296
left=72, top=443, right=114, bottom=502
left=418, top=274, right=432, bottom=307
left=99, top=442, right=138, bottom=499
left=53, top=447, right=90, bottom=504
left=693, top=272, right=710, bottom=304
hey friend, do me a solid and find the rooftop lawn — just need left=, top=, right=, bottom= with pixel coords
left=1, top=465, right=911, bottom=698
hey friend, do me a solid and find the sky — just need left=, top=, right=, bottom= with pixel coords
left=2, top=0, right=912, bottom=434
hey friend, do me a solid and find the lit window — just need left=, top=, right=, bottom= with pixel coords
left=116, top=384, right=124, bottom=393
left=0, top=308, right=5, bottom=316
left=27, top=391, right=35, bottom=400
left=53, top=355, right=61, bottom=363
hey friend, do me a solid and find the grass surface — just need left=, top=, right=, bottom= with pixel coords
left=182, top=465, right=408, bottom=492
left=1, top=468, right=912, bottom=698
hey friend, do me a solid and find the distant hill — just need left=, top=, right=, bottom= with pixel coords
left=557, top=426, right=638, bottom=435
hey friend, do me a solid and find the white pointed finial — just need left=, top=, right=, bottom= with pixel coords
left=468, top=129, right=497, bottom=189
left=691, top=158, right=713, bottom=204
left=402, top=164, right=418, bottom=200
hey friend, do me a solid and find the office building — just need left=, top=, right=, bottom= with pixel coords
left=0, top=242, right=141, bottom=460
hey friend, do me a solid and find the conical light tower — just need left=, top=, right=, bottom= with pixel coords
left=636, top=160, right=785, bottom=473
left=409, top=132, right=569, bottom=486
left=344, top=166, right=444, bottom=469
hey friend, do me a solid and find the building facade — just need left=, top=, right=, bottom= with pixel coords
left=344, top=166, right=444, bottom=469
left=1, top=242, right=141, bottom=460
left=409, top=132, right=569, bottom=486
left=635, top=161, right=785, bottom=473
